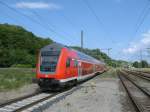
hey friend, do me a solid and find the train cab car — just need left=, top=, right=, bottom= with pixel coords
left=36, top=43, right=106, bottom=89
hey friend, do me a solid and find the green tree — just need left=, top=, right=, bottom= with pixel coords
left=140, top=60, right=149, bottom=68
left=0, top=23, right=53, bottom=67
left=71, top=46, right=128, bottom=67
left=132, top=61, right=139, bottom=68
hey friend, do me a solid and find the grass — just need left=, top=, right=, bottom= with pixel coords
left=0, top=68, right=35, bottom=91
left=99, top=68, right=118, bottom=78
left=132, top=68, right=150, bottom=72
left=0, top=67, right=118, bottom=91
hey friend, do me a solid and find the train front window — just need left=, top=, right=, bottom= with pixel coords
left=40, top=51, right=60, bottom=73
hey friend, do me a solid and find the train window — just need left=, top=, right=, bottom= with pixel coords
left=66, top=58, right=71, bottom=67
left=40, top=51, right=60, bottom=73
left=74, top=60, right=78, bottom=67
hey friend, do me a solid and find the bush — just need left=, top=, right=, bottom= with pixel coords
left=0, top=23, right=53, bottom=67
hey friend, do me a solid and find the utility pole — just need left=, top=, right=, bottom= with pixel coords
left=81, top=30, right=83, bottom=49
left=140, top=49, right=142, bottom=61
left=139, top=49, right=143, bottom=68
left=100, top=48, right=112, bottom=57
left=147, top=48, right=150, bottom=56
left=107, top=48, right=112, bottom=57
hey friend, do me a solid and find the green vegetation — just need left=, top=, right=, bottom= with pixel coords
left=72, top=46, right=128, bottom=67
left=132, top=60, right=149, bottom=68
left=0, top=68, right=35, bottom=91
left=0, top=23, right=53, bottom=67
left=0, top=23, right=127, bottom=91
left=0, top=23, right=127, bottom=68
left=99, top=68, right=118, bottom=78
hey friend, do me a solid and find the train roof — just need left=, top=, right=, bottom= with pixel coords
left=41, top=43, right=105, bottom=65
left=41, top=42, right=65, bottom=51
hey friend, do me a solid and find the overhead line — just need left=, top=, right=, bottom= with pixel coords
left=41, top=0, right=79, bottom=43
left=82, top=0, right=115, bottom=44
left=128, top=0, right=150, bottom=43
left=0, top=0, right=76, bottom=44
left=134, top=3, right=149, bottom=33
left=30, top=10, right=79, bottom=42
left=134, top=3, right=150, bottom=37
left=27, top=10, right=77, bottom=43
left=82, top=0, right=104, bottom=28
left=30, top=0, right=79, bottom=44
left=0, top=1, right=56, bottom=35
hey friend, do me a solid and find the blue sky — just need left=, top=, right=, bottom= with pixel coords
left=1, top=0, right=150, bottom=62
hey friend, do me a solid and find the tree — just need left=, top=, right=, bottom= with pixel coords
left=71, top=46, right=128, bottom=67
left=132, top=61, right=139, bottom=68
left=140, top=60, right=149, bottom=68
left=0, top=23, right=53, bottom=67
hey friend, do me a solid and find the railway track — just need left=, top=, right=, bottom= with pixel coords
left=0, top=77, right=90, bottom=112
left=0, top=84, right=84, bottom=112
left=122, top=70, right=150, bottom=95
left=118, top=70, right=150, bottom=112
left=0, top=91, right=42, bottom=108
left=124, top=69, right=150, bottom=81
left=0, top=92, right=58, bottom=112
left=0, top=86, right=81, bottom=112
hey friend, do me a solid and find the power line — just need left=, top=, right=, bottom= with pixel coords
left=82, top=0, right=103, bottom=28
left=134, top=3, right=149, bottom=33
left=41, top=0, right=79, bottom=43
left=0, top=1, right=54, bottom=34
left=128, top=0, right=150, bottom=43
left=60, top=13, right=78, bottom=31
left=134, top=3, right=150, bottom=37
left=33, top=1, right=80, bottom=44
left=0, top=0, right=76, bottom=45
left=17, top=0, right=78, bottom=44
left=25, top=9, right=77, bottom=44
left=31, top=10, right=78, bottom=42
left=82, top=0, right=115, bottom=44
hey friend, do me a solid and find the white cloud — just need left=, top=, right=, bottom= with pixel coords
left=123, top=30, right=150, bottom=54
left=15, top=2, right=61, bottom=10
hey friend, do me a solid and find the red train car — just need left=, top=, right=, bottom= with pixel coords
left=36, top=43, right=106, bottom=89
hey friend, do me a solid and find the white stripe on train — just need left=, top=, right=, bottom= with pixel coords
left=59, top=71, right=104, bottom=83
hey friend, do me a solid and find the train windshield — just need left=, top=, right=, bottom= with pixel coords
left=40, top=51, right=60, bottom=73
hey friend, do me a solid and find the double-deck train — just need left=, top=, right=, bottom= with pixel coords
left=36, top=43, right=106, bottom=89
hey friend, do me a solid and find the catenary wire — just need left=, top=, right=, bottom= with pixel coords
left=0, top=0, right=76, bottom=45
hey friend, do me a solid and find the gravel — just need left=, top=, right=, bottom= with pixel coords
left=44, top=75, right=136, bottom=112
left=0, top=72, right=137, bottom=112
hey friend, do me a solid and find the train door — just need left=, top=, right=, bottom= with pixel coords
left=93, top=64, right=96, bottom=73
left=78, top=61, right=82, bottom=77
left=66, top=58, right=71, bottom=78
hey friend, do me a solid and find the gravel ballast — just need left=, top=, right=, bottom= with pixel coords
left=44, top=75, right=135, bottom=112
left=0, top=84, right=39, bottom=104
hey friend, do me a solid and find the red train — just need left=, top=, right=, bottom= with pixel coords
left=36, top=43, right=106, bottom=89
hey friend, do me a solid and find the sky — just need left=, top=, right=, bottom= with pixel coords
left=1, top=0, right=150, bottom=62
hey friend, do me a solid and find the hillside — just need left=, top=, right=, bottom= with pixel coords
left=0, top=23, right=127, bottom=68
left=0, top=23, right=53, bottom=67
left=71, top=46, right=128, bottom=67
